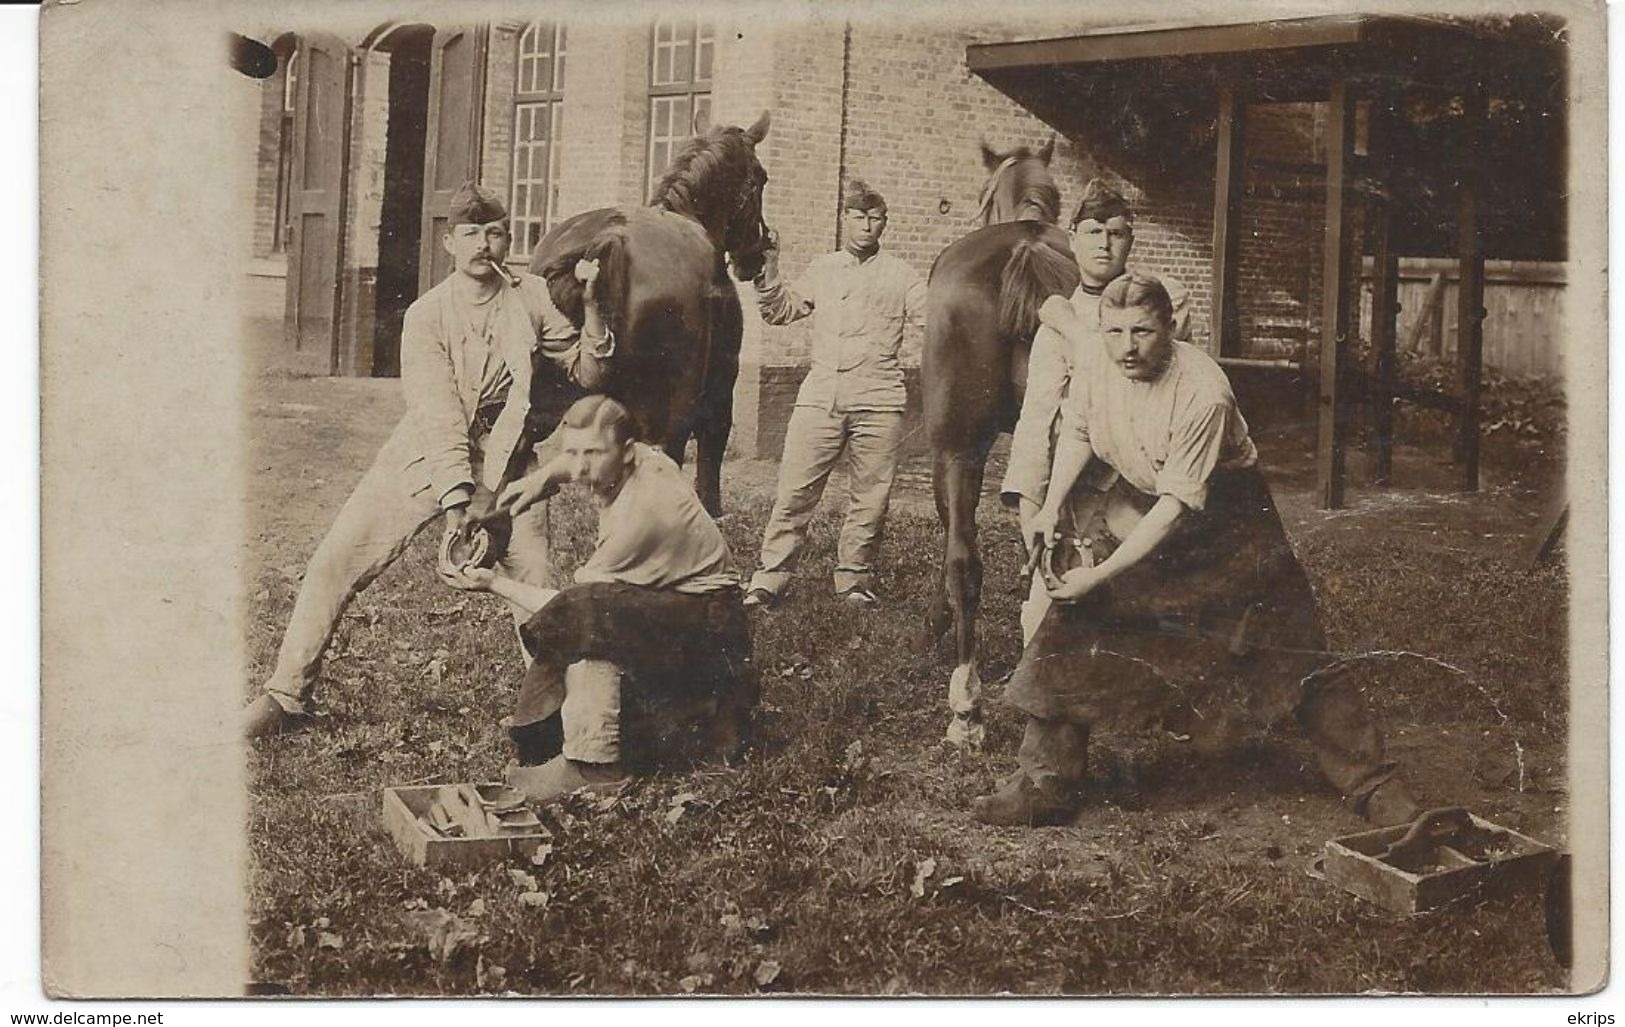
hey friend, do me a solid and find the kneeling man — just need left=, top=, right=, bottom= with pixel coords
left=445, top=396, right=755, bottom=801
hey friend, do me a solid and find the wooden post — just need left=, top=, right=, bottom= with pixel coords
left=1455, top=91, right=1487, bottom=492
left=1210, top=80, right=1246, bottom=358
left=1316, top=79, right=1356, bottom=509
left=1369, top=94, right=1401, bottom=486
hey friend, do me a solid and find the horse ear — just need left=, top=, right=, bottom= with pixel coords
left=1038, top=135, right=1056, bottom=165
left=979, top=139, right=1001, bottom=170
left=745, top=110, right=771, bottom=143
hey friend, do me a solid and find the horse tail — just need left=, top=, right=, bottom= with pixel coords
left=996, top=236, right=1080, bottom=343
left=583, top=225, right=632, bottom=340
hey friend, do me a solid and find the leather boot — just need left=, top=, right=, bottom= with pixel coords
left=971, top=771, right=1075, bottom=827
left=971, top=717, right=1089, bottom=827
left=242, top=694, right=312, bottom=739
left=505, top=754, right=629, bottom=805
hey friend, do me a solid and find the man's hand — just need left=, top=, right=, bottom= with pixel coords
left=497, top=464, right=565, bottom=519
left=442, top=563, right=499, bottom=593
left=1046, top=564, right=1103, bottom=604
left=754, top=229, right=780, bottom=285
left=1026, top=505, right=1061, bottom=572
left=575, top=258, right=600, bottom=293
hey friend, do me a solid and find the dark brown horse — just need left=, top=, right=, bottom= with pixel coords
left=526, top=113, right=773, bottom=515
left=921, top=140, right=1080, bottom=744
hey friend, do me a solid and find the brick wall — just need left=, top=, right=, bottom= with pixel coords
left=481, top=23, right=521, bottom=209
left=746, top=19, right=1232, bottom=461
left=551, top=21, right=639, bottom=217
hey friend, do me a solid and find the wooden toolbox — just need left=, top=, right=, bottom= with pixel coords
left=382, top=783, right=552, bottom=868
left=1322, top=808, right=1559, bottom=914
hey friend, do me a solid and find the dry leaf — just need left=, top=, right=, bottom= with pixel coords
left=754, top=960, right=782, bottom=987
left=401, top=909, right=481, bottom=964
left=466, top=898, right=486, bottom=918
left=679, top=974, right=713, bottom=993
left=842, top=740, right=866, bottom=773
left=666, top=792, right=702, bottom=824
left=910, top=857, right=938, bottom=898
left=529, top=843, right=554, bottom=868
left=518, top=891, right=551, bottom=909
left=508, top=869, right=539, bottom=891
left=477, top=955, right=507, bottom=990
left=317, top=931, right=344, bottom=951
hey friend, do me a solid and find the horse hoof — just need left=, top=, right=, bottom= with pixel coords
left=943, top=714, right=985, bottom=752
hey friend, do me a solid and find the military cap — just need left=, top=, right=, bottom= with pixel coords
left=1070, top=178, right=1133, bottom=227
left=448, top=181, right=509, bottom=226
left=842, top=178, right=888, bottom=214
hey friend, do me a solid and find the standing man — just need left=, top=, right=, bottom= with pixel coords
left=743, top=179, right=927, bottom=608
left=1001, top=179, right=1190, bottom=642
left=242, top=182, right=617, bottom=737
left=444, top=395, right=756, bottom=802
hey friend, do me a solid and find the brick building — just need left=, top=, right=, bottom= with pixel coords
left=245, top=13, right=1566, bottom=473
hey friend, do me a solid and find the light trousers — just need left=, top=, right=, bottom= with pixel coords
left=749, top=405, right=904, bottom=596
left=262, top=418, right=555, bottom=713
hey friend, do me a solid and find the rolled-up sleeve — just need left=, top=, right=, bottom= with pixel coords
left=1154, top=400, right=1231, bottom=511
left=756, top=262, right=816, bottom=326
left=1000, top=325, right=1069, bottom=506
left=399, top=302, right=474, bottom=508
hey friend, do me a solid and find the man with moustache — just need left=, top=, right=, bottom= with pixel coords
left=243, top=182, right=616, bottom=738
left=742, top=178, right=928, bottom=608
left=1000, top=179, right=1190, bottom=642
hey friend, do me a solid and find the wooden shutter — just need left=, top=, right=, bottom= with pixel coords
left=283, top=32, right=353, bottom=374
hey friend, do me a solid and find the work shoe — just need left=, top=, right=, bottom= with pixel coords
left=241, top=694, right=313, bottom=739
left=838, top=586, right=877, bottom=607
left=742, top=588, right=777, bottom=609
left=505, top=755, right=629, bottom=804
left=971, top=772, right=1077, bottom=828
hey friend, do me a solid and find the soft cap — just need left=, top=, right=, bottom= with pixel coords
left=448, top=181, right=508, bottom=226
left=1070, top=178, right=1132, bottom=227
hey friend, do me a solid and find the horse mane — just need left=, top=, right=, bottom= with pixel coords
left=1005, top=147, right=1062, bottom=224
left=982, top=145, right=1061, bottom=225
left=648, top=128, right=752, bottom=221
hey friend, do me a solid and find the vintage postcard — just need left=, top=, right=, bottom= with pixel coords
left=39, top=0, right=1606, bottom=1000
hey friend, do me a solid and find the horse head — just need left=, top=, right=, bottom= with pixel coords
left=650, top=111, right=774, bottom=281
left=974, top=136, right=1061, bottom=226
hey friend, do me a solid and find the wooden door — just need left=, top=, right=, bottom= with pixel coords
left=418, top=26, right=483, bottom=293
left=283, top=32, right=353, bottom=374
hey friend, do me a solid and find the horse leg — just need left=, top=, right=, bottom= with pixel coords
left=940, top=445, right=990, bottom=751
left=913, top=450, right=956, bottom=654
left=694, top=288, right=743, bottom=518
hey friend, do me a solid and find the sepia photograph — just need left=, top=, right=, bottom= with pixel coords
left=38, top=0, right=1607, bottom=1003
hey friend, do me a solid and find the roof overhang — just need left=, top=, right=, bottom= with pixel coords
left=968, top=15, right=1566, bottom=134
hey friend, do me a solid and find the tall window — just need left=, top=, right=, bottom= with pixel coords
left=646, top=18, right=714, bottom=199
left=511, top=22, right=566, bottom=258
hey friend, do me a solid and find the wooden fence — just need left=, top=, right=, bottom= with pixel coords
left=1359, top=258, right=1566, bottom=380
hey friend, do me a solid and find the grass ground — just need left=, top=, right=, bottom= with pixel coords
left=245, top=359, right=1571, bottom=996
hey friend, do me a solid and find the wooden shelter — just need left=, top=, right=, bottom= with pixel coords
left=967, top=15, right=1567, bottom=507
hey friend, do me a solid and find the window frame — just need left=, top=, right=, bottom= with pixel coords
left=510, top=21, right=567, bottom=260
left=645, top=18, right=714, bottom=201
